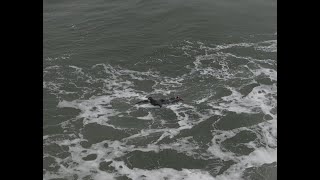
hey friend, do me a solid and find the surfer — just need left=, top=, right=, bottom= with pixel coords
left=148, top=97, right=163, bottom=108
left=135, top=96, right=183, bottom=108
left=135, top=97, right=163, bottom=107
left=160, top=96, right=183, bottom=104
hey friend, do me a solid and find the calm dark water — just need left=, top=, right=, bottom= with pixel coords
left=43, top=0, right=277, bottom=179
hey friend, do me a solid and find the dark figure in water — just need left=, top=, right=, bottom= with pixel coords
left=159, top=96, right=183, bottom=104
left=136, top=96, right=183, bottom=108
left=148, top=97, right=163, bottom=108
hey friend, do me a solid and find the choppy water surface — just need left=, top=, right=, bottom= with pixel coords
left=44, top=0, right=277, bottom=179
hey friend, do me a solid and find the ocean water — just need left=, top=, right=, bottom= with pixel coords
left=43, top=0, right=277, bottom=179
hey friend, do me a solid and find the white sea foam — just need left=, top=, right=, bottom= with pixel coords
left=44, top=38, right=277, bottom=180
left=137, top=112, right=154, bottom=120
left=254, top=40, right=277, bottom=52
left=208, top=84, right=276, bottom=116
left=119, top=166, right=217, bottom=180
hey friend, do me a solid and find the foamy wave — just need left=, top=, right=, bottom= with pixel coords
left=208, top=84, right=276, bottom=115
left=254, top=40, right=277, bottom=52
left=44, top=38, right=276, bottom=180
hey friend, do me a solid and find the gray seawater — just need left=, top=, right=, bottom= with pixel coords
left=43, top=0, right=277, bottom=179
